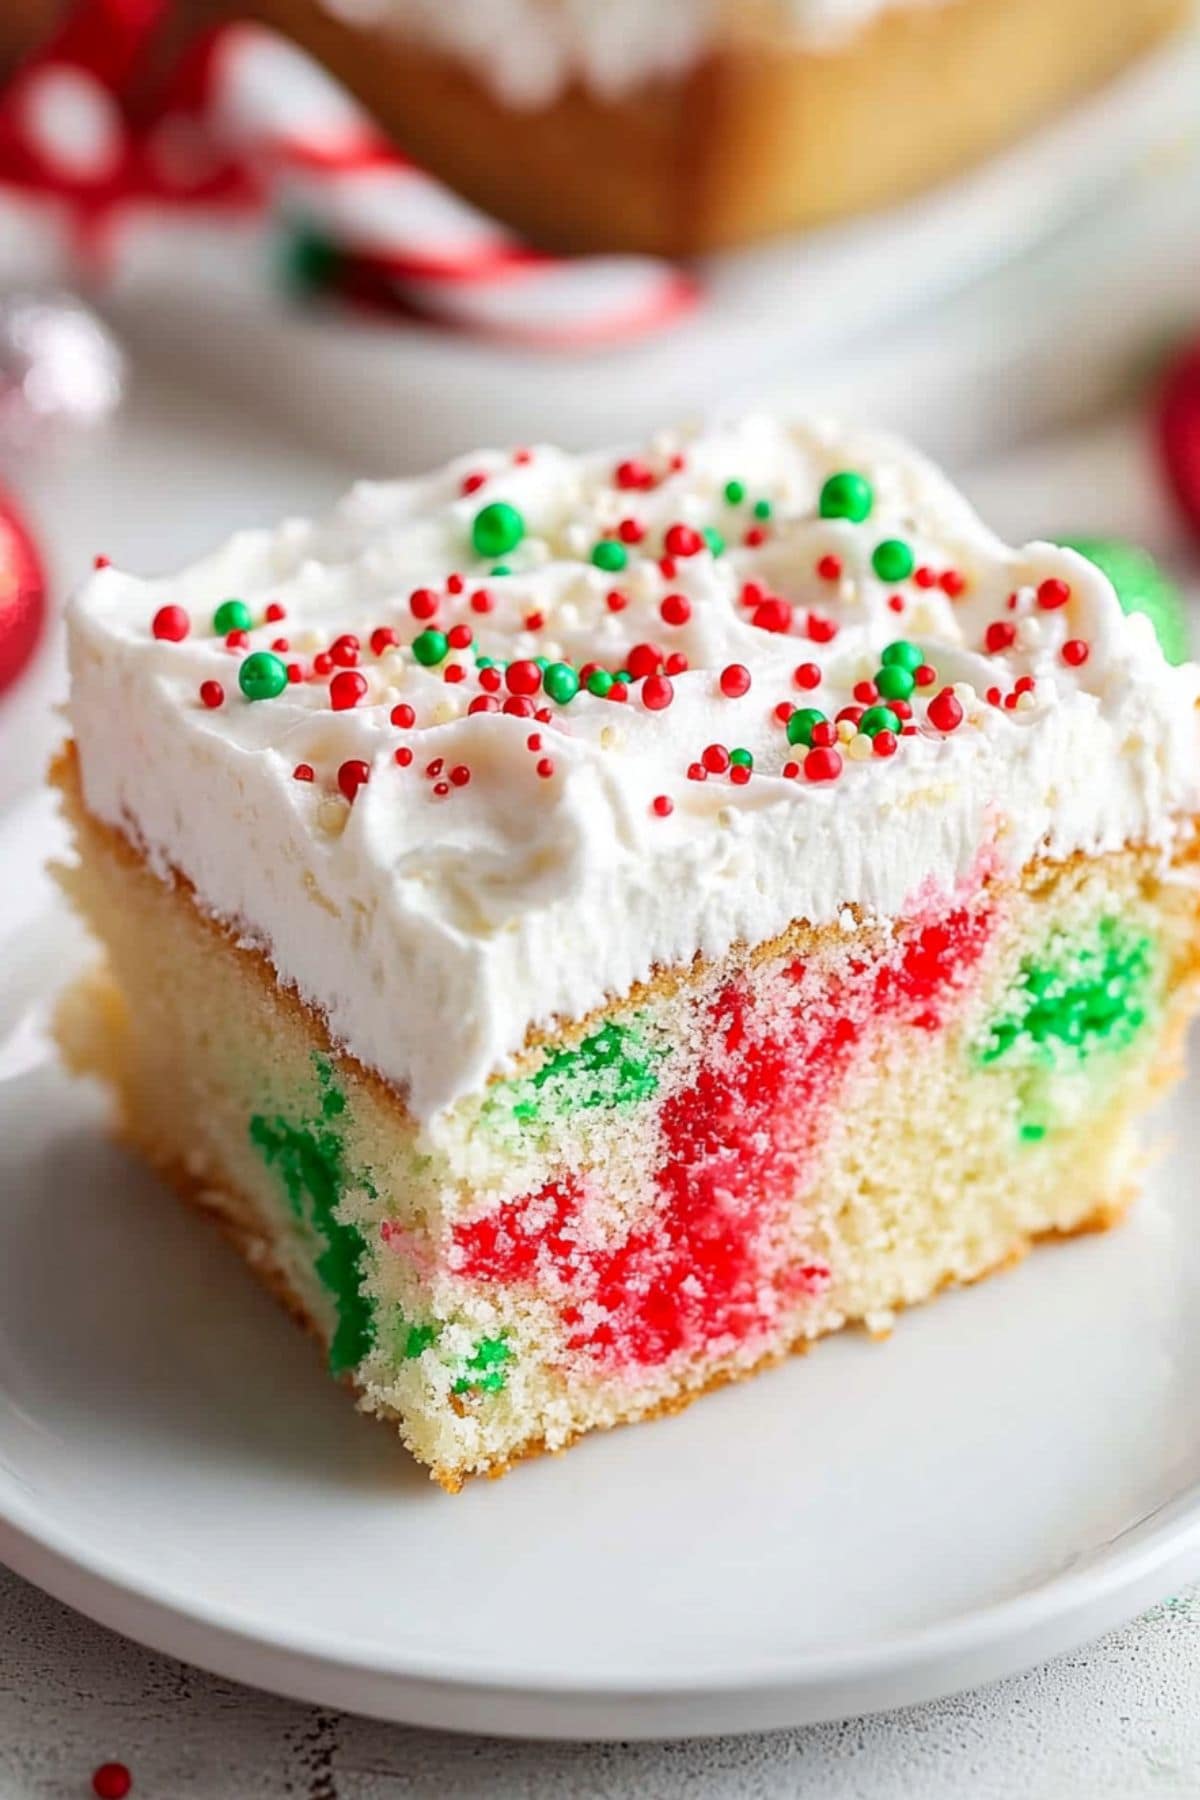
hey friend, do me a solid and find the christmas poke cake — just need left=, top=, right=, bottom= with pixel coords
left=238, top=0, right=1191, bottom=252
left=54, top=414, right=1200, bottom=1490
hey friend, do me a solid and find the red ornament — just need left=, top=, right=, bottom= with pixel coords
left=0, top=490, right=47, bottom=695
left=1158, top=340, right=1200, bottom=536
left=91, top=1764, right=132, bottom=1800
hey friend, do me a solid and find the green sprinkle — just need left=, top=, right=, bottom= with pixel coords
left=472, top=501, right=524, bottom=559
left=586, top=669, right=614, bottom=697
left=1020, top=1123, right=1047, bottom=1143
left=859, top=704, right=901, bottom=738
left=703, top=526, right=725, bottom=557
left=872, top=540, right=915, bottom=583
left=881, top=639, right=923, bottom=671
left=249, top=1057, right=372, bottom=1375
left=543, top=662, right=579, bottom=704
left=729, top=746, right=753, bottom=767
left=490, top=565, right=512, bottom=577
left=238, top=650, right=288, bottom=701
left=786, top=707, right=826, bottom=747
left=213, top=598, right=251, bottom=635
left=613, top=670, right=632, bottom=684
left=875, top=664, right=915, bottom=702
left=819, top=471, right=873, bottom=524
left=412, top=628, right=449, bottom=666
left=592, top=540, right=628, bottom=573
left=723, top=479, right=746, bottom=505
left=752, top=499, right=772, bottom=521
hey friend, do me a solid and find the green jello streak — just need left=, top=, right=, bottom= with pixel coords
left=453, top=1336, right=511, bottom=1396
left=508, top=1019, right=661, bottom=1125
left=249, top=1056, right=374, bottom=1375
left=981, top=917, right=1154, bottom=1068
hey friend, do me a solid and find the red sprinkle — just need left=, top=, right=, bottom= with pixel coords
left=478, top=666, right=503, bottom=693
left=665, top=651, right=689, bottom=676
left=410, top=588, right=440, bottom=621
left=652, top=795, right=674, bottom=817
left=914, top=663, right=938, bottom=687
left=782, top=760, right=800, bottom=779
left=887, top=595, right=905, bottom=614
left=810, top=721, right=837, bottom=749
left=330, top=633, right=359, bottom=667
left=93, top=554, right=111, bottom=569
left=152, top=604, right=189, bottom=642
left=618, top=518, right=645, bottom=545
left=664, top=522, right=703, bottom=558
left=751, top=598, right=793, bottom=634
left=807, top=612, right=838, bottom=644
left=265, top=602, right=286, bottom=623
left=628, top=642, right=664, bottom=679
left=536, top=758, right=555, bottom=779
left=390, top=702, right=415, bottom=727
left=91, top=1763, right=132, bottom=1799
left=524, top=611, right=545, bottom=632
left=985, top=620, right=1017, bottom=653
left=446, top=573, right=465, bottom=596
left=444, top=663, right=466, bottom=683
left=468, top=695, right=499, bottom=714
left=660, top=593, right=691, bottom=626
left=816, top=554, right=842, bottom=582
left=729, top=764, right=751, bottom=786
left=687, top=762, right=706, bottom=781
left=330, top=670, right=368, bottom=711
left=1037, top=577, right=1071, bottom=611
left=271, top=637, right=290, bottom=653
left=794, top=663, right=821, bottom=690
left=313, top=652, right=334, bottom=676
left=914, top=566, right=937, bottom=589
left=526, top=733, right=542, bottom=751
left=927, top=689, right=964, bottom=733
left=286, top=662, right=304, bottom=684
left=225, top=630, right=249, bottom=651
left=719, top=663, right=751, bottom=698
left=461, top=471, right=487, bottom=495
left=641, top=674, right=674, bottom=711
left=743, top=526, right=767, bottom=548
left=425, top=757, right=444, bottom=778
left=292, top=763, right=314, bottom=782
left=395, top=746, right=414, bottom=765
left=338, top=759, right=370, bottom=801
left=853, top=680, right=879, bottom=705
left=470, top=588, right=494, bottom=614
left=199, top=680, right=224, bottom=709
left=774, top=701, right=795, bottom=724
left=1062, top=638, right=1090, bottom=667
left=370, top=627, right=398, bottom=656
left=702, top=744, right=730, bottom=774
left=804, top=746, right=842, bottom=782
left=503, top=695, right=536, bottom=718
left=606, top=589, right=629, bottom=613
left=506, top=659, right=542, bottom=696
left=448, top=624, right=475, bottom=652
left=615, top=458, right=654, bottom=491
left=873, top=730, right=898, bottom=758
left=940, top=570, right=966, bottom=598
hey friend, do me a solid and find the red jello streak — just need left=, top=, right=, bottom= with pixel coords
left=451, top=901, right=995, bottom=1370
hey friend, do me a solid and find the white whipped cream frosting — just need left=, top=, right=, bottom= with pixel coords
left=320, top=0, right=952, bottom=106
left=67, top=414, right=1200, bottom=1121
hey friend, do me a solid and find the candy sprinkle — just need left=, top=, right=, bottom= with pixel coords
left=213, top=598, right=251, bottom=635
left=819, top=470, right=873, bottom=523
left=472, top=502, right=524, bottom=559
left=238, top=651, right=288, bottom=701
left=92, top=1764, right=132, bottom=1799
left=152, top=604, right=190, bottom=642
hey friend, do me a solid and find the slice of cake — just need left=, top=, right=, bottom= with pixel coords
left=55, top=414, right=1200, bottom=1489
left=238, top=0, right=1190, bottom=253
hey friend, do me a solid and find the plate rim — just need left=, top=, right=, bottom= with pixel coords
left=5, top=785, right=1200, bottom=1737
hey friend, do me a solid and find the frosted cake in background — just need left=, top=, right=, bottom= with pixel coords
left=237, top=0, right=1191, bottom=250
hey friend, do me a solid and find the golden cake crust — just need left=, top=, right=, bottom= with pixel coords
left=228, top=0, right=1188, bottom=253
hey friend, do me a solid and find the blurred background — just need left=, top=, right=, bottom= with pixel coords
left=2, top=0, right=1200, bottom=813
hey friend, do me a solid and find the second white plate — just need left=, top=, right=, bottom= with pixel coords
left=2, top=788, right=1200, bottom=1739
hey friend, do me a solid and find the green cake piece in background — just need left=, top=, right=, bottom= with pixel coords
left=1059, top=537, right=1191, bottom=666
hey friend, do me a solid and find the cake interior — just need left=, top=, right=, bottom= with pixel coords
left=53, top=751, right=1200, bottom=1489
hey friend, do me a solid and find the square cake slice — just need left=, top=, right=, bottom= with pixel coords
left=55, top=414, right=1200, bottom=1489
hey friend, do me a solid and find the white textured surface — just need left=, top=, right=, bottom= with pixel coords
left=2, top=1563, right=1200, bottom=1795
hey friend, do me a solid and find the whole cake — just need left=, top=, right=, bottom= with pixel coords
left=237, top=0, right=1190, bottom=252
left=55, top=414, right=1200, bottom=1489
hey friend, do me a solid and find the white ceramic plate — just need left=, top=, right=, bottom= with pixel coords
left=3, top=787, right=1200, bottom=1740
